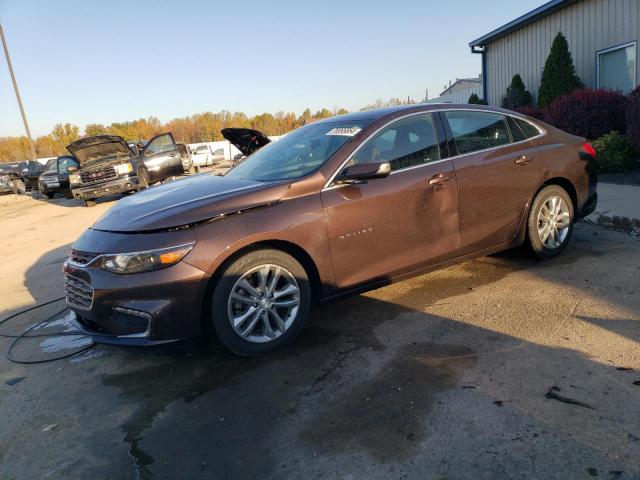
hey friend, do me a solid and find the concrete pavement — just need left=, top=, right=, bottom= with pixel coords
left=0, top=194, right=638, bottom=479
left=589, top=182, right=640, bottom=233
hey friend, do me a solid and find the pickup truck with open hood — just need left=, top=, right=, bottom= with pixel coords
left=66, top=132, right=184, bottom=207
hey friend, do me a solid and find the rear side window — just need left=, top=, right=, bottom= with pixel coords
left=351, top=113, right=440, bottom=171
left=514, top=117, right=541, bottom=139
left=444, top=111, right=511, bottom=155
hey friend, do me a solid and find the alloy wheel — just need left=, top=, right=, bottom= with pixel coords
left=227, top=264, right=300, bottom=343
left=537, top=195, right=571, bottom=249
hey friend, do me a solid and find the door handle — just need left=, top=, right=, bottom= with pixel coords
left=514, top=155, right=531, bottom=165
left=169, top=153, right=177, bottom=157
left=429, top=173, right=451, bottom=186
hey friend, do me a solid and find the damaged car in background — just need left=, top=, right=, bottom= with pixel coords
left=221, top=127, right=272, bottom=166
left=66, top=133, right=184, bottom=207
left=0, top=164, right=27, bottom=195
left=38, top=155, right=79, bottom=199
left=64, top=104, right=597, bottom=356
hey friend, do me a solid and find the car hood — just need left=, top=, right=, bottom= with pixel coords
left=67, top=135, right=133, bottom=166
left=40, top=168, right=57, bottom=177
left=91, top=173, right=289, bottom=233
left=221, top=128, right=271, bottom=156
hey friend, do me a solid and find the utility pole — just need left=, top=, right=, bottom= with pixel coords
left=1, top=23, right=37, bottom=160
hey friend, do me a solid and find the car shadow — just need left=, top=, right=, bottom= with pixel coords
left=4, top=223, right=639, bottom=479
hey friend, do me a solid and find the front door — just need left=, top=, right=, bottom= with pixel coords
left=441, top=110, right=542, bottom=254
left=321, top=113, right=460, bottom=289
left=57, top=156, right=79, bottom=189
left=142, top=133, right=182, bottom=182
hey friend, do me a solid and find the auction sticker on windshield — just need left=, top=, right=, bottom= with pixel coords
left=326, top=127, right=362, bottom=136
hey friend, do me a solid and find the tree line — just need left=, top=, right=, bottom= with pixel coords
left=0, top=97, right=416, bottom=163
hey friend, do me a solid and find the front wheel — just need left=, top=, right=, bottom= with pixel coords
left=12, top=179, right=26, bottom=195
left=526, top=185, right=574, bottom=259
left=209, top=249, right=311, bottom=356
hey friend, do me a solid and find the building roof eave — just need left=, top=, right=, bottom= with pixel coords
left=469, top=0, right=578, bottom=47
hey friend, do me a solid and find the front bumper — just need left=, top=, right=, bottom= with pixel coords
left=71, top=174, right=139, bottom=200
left=63, top=258, right=210, bottom=345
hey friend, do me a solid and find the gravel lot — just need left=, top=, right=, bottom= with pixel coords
left=0, top=191, right=639, bottom=480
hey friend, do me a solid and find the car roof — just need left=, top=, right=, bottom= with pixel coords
left=313, top=103, right=514, bottom=125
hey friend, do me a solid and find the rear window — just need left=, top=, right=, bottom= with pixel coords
left=444, top=111, right=511, bottom=155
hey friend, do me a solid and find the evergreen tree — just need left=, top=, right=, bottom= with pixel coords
left=501, top=74, right=533, bottom=109
left=537, top=32, right=583, bottom=107
left=468, top=93, right=488, bottom=105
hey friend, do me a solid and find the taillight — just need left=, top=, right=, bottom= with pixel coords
left=581, top=142, right=596, bottom=159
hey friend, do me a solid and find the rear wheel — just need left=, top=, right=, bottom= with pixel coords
left=209, top=249, right=311, bottom=356
left=526, top=185, right=574, bottom=259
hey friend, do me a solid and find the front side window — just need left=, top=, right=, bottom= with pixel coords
left=213, top=148, right=224, bottom=156
left=351, top=113, right=440, bottom=170
left=145, top=134, right=176, bottom=155
left=444, top=111, right=511, bottom=155
left=226, top=120, right=370, bottom=182
left=598, top=42, right=636, bottom=93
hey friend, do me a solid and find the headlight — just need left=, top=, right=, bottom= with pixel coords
left=69, top=173, right=80, bottom=184
left=114, top=163, right=133, bottom=175
left=93, top=242, right=195, bottom=274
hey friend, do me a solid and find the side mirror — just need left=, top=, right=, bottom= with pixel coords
left=67, top=166, right=78, bottom=173
left=341, top=162, right=391, bottom=181
left=144, top=149, right=154, bottom=157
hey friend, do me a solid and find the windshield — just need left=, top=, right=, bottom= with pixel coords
left=44, top=158, right=57, bottom=170
left=225, top=120, right=369, bottom=182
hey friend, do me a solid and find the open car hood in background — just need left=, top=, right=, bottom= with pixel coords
left=67, top=135, right=133, bottom=165
left=221, top=128, right=271, bottom=156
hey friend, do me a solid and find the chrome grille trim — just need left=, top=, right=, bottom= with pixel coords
left=79, top=166, right=117, bottom=184
left=64, top=274, right=94, bottom=310
left=68, top=249, right=99, bottom=267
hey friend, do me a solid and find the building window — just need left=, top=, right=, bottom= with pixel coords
left=597, top=42, right=636, bottom=93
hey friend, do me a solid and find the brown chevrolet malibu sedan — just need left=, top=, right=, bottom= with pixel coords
left=64, top=104, right=597, bottom=355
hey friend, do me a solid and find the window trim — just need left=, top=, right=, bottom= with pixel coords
left=323, top=108, right=545, bottom=190
left=596, top=40, right=637, bottom=91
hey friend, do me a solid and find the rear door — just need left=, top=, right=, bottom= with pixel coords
left=212, top=147, right=225, bottom=165
left=321, top=112, right=460, bottom=289
left=142, top=133, right=182, bottom=182
left=441, top=110, right=542, bottom=254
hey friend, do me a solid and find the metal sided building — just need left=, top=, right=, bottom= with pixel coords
left=470, top=0, right=638, bottom=106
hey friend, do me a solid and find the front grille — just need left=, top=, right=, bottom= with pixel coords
left=80, top=166, right=116, bottom=184
left=64, top=274, right=94, bottom=310
left=69, top=249, right=99, bottom=266
left=41, top=176, right=60, bottom=187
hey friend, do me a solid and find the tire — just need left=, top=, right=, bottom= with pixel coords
left=209, top=249, right=311, bottom=356
left=83, top=199, right=96, bottom=207
left=526, top=185, right=574, bottom=259
left=45, top=191, right=55, bottom=199
left=12, top=179, right=26, bottom=195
